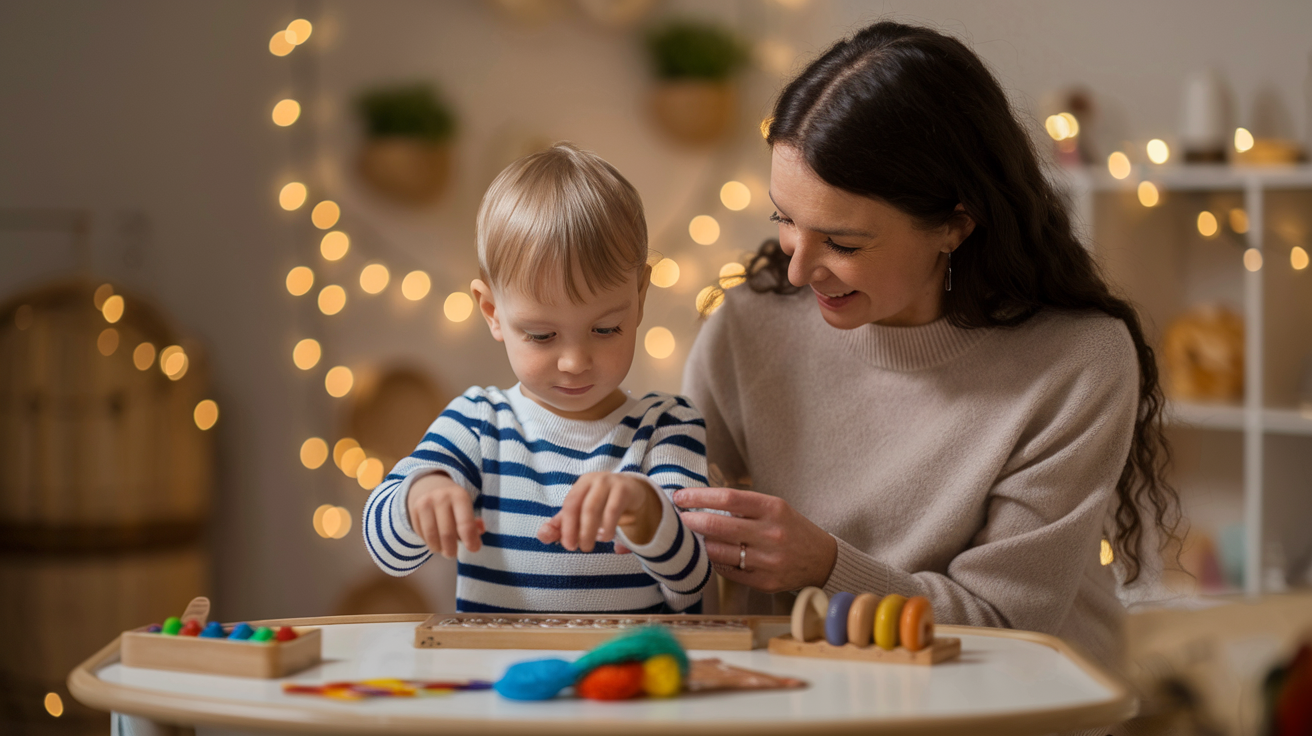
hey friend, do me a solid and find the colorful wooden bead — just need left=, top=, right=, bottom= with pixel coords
left=250, top=626, right=275, bottom=642
left=825, top=592, right=856, bottom=646
left=576, top=662, right=644, bottom=700
left=179, top=619, right=203, bottom=637
left=846, top=593, right=880, bottom=647
left=899, top=596, right=934, bottom=652
left=200, top=621, right=225, bottom=638
left=228, top=623, right=254, bottom=640
left=641, top=654, right=683, bottom=697
left=162, top=617, right=182, bottom=636
left=275, top=626, right=298, bottom=642
left=791, top=587, right=829, bottom=643
left=873, top=594, right=907, bottom=650
left=146, top=624, right=162, bottom=634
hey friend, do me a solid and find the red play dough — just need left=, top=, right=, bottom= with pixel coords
left=576, top=662, right=645, bottom=701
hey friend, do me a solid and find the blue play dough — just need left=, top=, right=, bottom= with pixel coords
left=493, top=658, right=577, bottom=701
left=199, top=621, right=225, bottom=638
left=825, top=592, right=856, bottom=646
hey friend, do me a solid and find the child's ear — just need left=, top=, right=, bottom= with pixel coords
left=470, top=279, right=504, bottom=342
left=635, top=263, right=652, bottom=325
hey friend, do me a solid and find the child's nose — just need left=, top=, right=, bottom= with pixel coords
left=557, top=347, right=590, bottom=374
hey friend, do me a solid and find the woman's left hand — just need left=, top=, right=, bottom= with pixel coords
left=671, top=487, right=837, bottom=594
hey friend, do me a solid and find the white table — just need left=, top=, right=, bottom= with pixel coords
left=70, top=614, right=1135, bottom=735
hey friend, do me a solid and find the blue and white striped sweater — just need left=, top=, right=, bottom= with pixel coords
left=363, top=384, right=711, bottom=613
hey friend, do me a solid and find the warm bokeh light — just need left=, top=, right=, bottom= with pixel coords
left=292, top=338, right=321, bottom=370
left=286, top=266, right=315, bottom=295
left=1292, top=246, right=1309, bottom=271
left=97, top=328, right=119, bottom=356
left=1100, top=539, right=1114, bottom=566
left=193, top=400, right=219, bottom=430
left=696, top=286, right=725, bottom=316
left=650, top=258, right=680, bottom=288
left=318, top=285, right=346, bottom=315
left=1234, top=127, right=1255, bottom=153
left=401, top=270, right=431, bottom=300
left=444, top=292, right=474, bottom=322
left=1229, top=208, right=1249, bottom=234
left=286, top=19, right=313, bottom=45
left=1244, top=248, right=1263, bottom=272
left=279, top=182, right=307, bottom=210
left=269, top=30, right=295, bottom=57
left=644, top=326, right=676, bottom=359
left=300, top=437, right=329, bottom=469
left=720, top=181, right=751, bottom=211
left=1146, top=139, right=1170, bottom=164
left=101, top=294, right=124, bottom=323
left=1197, top=211, right=1219, bottom=238
left=325, top=366, right=354, bottom=397
left=760, top=117, right=772, bottom=139
left=689, top=215, right=720, bottom=245
left=44, top=692, right=63, bottom=718
left=311, top=200, right=340, bottom=229
left=160, top=345, right=188, bottom=381
left=719, top=262, right=746, bottom=288
left=340, top=446, right=366, bottom=477
left=313, top=504, right=332, bottom=538
left=133, top=342, right=156, bottom=371
left=1107, top=152, right=1131, bottom=180
left=313, top=505, right=352, bottom=539
left=1044, top=113, right=1078, bottom=141
left=319, top=231, right=349, bottom=261
left=1137, top=181, right=1160, bottom=207
left=356, top=458, right=385, bottom=489
left=272, top=99, right=301, bottom=127
left=93, top=283, right=114, bottom=309
left=360, top=263, right=390, bottom=294
left=333, top=437, right=360, bottom=469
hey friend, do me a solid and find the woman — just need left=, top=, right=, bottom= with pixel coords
left=675, top=21, right=1179, bottom=670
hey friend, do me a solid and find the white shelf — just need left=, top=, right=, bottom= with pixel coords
left=1167, top=401, right=1312, bottom=436
left=1055, top=164, right=1312, bottom=193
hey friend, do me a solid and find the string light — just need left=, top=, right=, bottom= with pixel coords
left=279, top=182, right=307, bottom=210
left=696, top=286, right=724, bottom=316
left=269, top=31, right=294, bottom=57
left=286, top=266, right=315, bottom=295
left=97, top=328, right=119, bottom=356
left=93, top=283, right=114, bottom=309
left=300, top=437, right=329, bottom=469
left=1229, top=208, right=1249, bottom=234
left=318, top=285, right=346, bottom=315
left=689, top=215, right=720, bottom=245
left=1197, top=211, right=1219, bottom=238
left=1235, top=127, right=1255, bottom=153
left=356, top=458, right=385, bottom=489
left=644, top=327, right=675, bottom=359
left=44, top=693, right=63, bottom=718
left=286, top=19, right=312, bottom=45
left=1107, top=152, right=1131, bottom=180
left=1146, top=139, right=1170, bottom=164
left=1137, top=181, right=1160, bottom=208
left=325, top=366, right=354, bottom=397
left=1291, top=246, right=1309, bottom=271
left=720, top=181, right=751, bottom=211
left=133, top=342, right=156, bottom=370
left=333, top=438, right=360, bottom=470
left=1244, top=248, right=1263, bottom=272
left=650, top=258, right=680, bottom=288
left=360, top=263, right=390, bottom=294
left=311, top=200, right=340, bottom=229
left=1044, top=113, right=1078, bottom=141
left=101, top=294, right=124, bottom=323
left=193, top=400, right=219, bottom=430
left=719, top=262, right=746, bottom=288
left=160, top=345, right=188, bottom=380
left=292, top=338, right=321, bottom=370
left=444, top=292, right=474, bottom=322
left=319, top=231, right=349, bottom=261
left=313, top=505, right=352, bottom=539
left=401, top=270, right=431, bottom=300
left=272, top=99, right=300, bottom=127
left=340, top=446, right=366, bottom=477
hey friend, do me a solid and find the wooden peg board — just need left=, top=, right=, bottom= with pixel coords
left=415, top=614, right=787, bottom=651
left=767, top=634, right=961, bottom=665
left=121, top=627, right=322, bottom=678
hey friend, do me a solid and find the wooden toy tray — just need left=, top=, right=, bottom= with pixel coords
left=121, top=626, right=322, bottom=678
left=415, top=614, right=788, bottom=650
left=767, top=634, right=961, bottom=665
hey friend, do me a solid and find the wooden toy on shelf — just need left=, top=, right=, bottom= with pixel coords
left=768, top=587, right=961, bottom=665
left=414, top=613, right=787, bottom=651
left=120, top=597, right=322, bottom=678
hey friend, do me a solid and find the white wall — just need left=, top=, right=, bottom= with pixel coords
left=1, top=0, right=1308, bottom=620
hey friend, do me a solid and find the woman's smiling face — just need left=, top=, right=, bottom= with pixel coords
left=769, top=144, right=972, bottom=329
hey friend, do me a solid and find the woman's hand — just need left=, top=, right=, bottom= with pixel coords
left=672, top=487, right=837, bottom=594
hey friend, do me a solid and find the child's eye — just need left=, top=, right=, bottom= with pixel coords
left=768, top=211, right=792, bottom=225
left=593, top=326, right=621, bottom=336
left=824, top=238, right=859, bottom=256
left=525, top=332, right=555, bottom=342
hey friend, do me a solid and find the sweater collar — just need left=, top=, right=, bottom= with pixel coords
left=837, top=314, right=990, bottom=372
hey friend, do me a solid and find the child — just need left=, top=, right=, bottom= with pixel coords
left=363, top=143, right=710, bottom=614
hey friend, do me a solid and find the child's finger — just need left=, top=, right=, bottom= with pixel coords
left=452, top=495, right=482, bottom=553
left=415, top=510, right=442, bottom=557
left=598, top=486, right=628, bottom=543
left=536, top=516, right=562, bottom=544
left=577, top=482, right=610, bottom=553
left=434, top=504, right=459, bottom=559
left=613, top=541, right=632, bottom=554
left=558, top=485, right=585, bottom=551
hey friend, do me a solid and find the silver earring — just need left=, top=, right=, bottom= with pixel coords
left=944, top=251, right=952, bottom=292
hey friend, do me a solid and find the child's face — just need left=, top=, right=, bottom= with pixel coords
left=472, top=266, right=651, bottom=419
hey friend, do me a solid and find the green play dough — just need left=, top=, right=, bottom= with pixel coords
left=572, top=626, right=688, bottom=676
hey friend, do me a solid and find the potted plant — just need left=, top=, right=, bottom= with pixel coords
left=356, top=83, right=457, bottom=206
left=646, top=21, right=748, bottom=146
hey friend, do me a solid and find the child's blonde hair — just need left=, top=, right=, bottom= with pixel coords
left=477, top=142, right=647, bottom=304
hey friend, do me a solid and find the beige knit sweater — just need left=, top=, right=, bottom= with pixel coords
left=682, top=285, right=1138, bottom=670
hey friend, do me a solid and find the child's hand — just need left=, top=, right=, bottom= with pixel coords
left=537, top=472, right=660, bottom=553
left=407, top=472, right=485, bottom=559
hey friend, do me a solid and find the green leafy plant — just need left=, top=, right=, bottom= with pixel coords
left=356, top=83, right=456, bottom=142
left=646, top=21, right=748, bottom=81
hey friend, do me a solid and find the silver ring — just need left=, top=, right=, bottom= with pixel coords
left=738, top=542, right=747, bottom=570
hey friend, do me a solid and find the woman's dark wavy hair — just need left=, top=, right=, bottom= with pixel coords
left=749, top=20, right=1180, bottom=583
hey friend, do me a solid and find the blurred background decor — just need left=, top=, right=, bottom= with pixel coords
left=646, top=20, right=749, bottom=146
left=355, top=83, right=458, bottom=206
left=1162, top=304, right=1245, bottom=403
